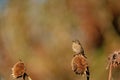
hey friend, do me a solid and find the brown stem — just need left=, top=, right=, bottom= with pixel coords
left=108, top=63, right=112, bottom=80
left=27, top=76, right=32, bottom=80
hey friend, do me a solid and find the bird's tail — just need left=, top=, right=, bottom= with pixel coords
left=86, top=67, right=90, bottom=80
left=23, top=73, right=27, bottom=80
left=23, top=73, right=32, bottom=80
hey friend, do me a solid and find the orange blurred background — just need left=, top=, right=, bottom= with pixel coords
left=0, top=0, right=120, bottom=80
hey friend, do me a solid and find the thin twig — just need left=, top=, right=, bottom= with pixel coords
left=108, top=62, right=112, bottom=80
left=27, top=76, right=32, bottom=80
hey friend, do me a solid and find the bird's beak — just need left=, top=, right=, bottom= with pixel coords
left=72, top=40, right=75, bottom=42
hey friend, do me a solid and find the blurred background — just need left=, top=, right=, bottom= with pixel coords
left=0, top=0, right=120, bottom=80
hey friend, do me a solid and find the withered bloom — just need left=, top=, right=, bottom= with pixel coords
left=107, top=51, right=120, bottom=69
left=71, top=54, right=89, bottom=75
left=106, top=51, right=120, bottom=80
left=12, top=60, right=28, bottom=80
left=71, top=40, right=90, bottom=80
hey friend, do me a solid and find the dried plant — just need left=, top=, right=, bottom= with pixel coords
left=12, top=60, right=32, bottom=80
left=71, top=40, right=90, bottom=80
left=106, top=51, right=120, bottom=80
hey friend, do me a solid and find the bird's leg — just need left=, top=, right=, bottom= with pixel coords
left=73, top=53, right=79, bottom=57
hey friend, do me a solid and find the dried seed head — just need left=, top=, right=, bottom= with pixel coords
left=107, top=51, right=120, bottom=80
left=107, top=51, right=120, bottom=68
left=12, top=60, right=26, bottom=78
left=71, top=54, right=88, bottom=75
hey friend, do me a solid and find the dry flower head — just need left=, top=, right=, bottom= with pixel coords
left=107, top=51, right=120, bottom=69
left=106, top=51, right=120, bottom=80
left=12, top=60, right=26, bottom=79
left=71, top=54, right=88, bottom=75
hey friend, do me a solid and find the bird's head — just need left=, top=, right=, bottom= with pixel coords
left=72, top=40, right=81, bottom=45
left=72, top=40, right=84, bottom=53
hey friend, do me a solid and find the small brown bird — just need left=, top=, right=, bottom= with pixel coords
left=12, top=60, right=29, bottom=80
left=71, top=40, right=90, bottom=80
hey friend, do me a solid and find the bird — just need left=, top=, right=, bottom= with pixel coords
left=71, top=40, right=90, bottom=80
left=11, top=60, right=30, bottom=80
left=72, top=40, right=86, bottom=57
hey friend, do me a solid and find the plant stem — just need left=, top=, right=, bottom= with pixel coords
left=108, top=63, right=112, bottom=80
left=27, top=76, right=32, bottom=80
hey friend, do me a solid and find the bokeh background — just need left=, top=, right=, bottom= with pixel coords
left=0, top=0, right=120, bottom=80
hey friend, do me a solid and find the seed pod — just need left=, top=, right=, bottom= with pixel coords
left=71, top=54, right=88, bottom=75
left=12, top=60, right=26, bottom=79
left=107, top=51, right=120, bottom=68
